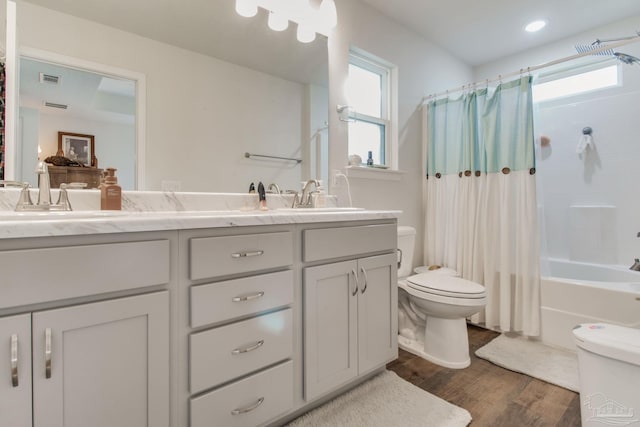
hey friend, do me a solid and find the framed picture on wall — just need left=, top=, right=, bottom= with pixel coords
left=57, top=132, right=97, bottom=167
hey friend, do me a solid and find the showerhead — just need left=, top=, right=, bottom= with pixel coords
left=614, top=52, right=640, bottom=65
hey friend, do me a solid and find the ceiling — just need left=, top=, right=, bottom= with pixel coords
left=21, top=0, right=328, bottom=86
left=21, top=0, right=640, bottom=71
left=360, top=0, right=640, bottom=66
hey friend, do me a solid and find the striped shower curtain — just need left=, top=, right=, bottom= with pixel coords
left=423, top=77, right=541, bottom=336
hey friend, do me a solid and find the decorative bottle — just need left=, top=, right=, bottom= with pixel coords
left=100, top=167, right=122, bottom=210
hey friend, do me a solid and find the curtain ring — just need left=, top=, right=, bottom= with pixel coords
left=458, top=172, right=463, bottom=178
left=475, top=171, right=481, bottom=177
left=529, top=167, right=536, bottom=175
left=435, top=172, right=442, bottom=179
left=501, top=167, right=510, bottom=174
left=464, top=170, right=472, bottom=177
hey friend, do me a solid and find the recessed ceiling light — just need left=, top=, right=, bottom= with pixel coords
left=525, top=20, right=547, bottom=33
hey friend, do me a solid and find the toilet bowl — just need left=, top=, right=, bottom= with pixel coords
left=399, top=274, right=486, bottom=368
left=573, top=323, right=640, bottom=427
left=397, top=226, right=487, bottom=369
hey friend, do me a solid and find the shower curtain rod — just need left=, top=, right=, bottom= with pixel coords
left=421, top=36, right=640, bottom=104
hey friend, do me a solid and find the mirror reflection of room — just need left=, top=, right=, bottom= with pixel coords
left=19, top=58, right=136, bottom=189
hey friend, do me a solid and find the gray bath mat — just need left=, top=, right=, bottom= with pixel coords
left=475, top=334, right=580, bottom=392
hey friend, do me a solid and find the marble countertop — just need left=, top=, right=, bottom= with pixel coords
left=0, top=208, right=400, bottom=239
left=0, top=189, right=400, bottom=239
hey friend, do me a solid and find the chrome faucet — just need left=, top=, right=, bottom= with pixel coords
left=633, top=233, right=640, bottom=270
left=267, top=183, right=281, bottom=194
left=35, top=160, right=52, bottom=207
left=293, top=179, right=320, bottom=208
left=0, top=163, right=72, bottom=211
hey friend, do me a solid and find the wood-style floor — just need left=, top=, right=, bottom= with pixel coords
left=386, top=325, right=581, bottom=427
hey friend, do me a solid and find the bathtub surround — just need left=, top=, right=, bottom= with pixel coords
left=475, top=334, right=579, bottom=392
left=423, top=77, right=541, bottom=336
left=285, top=370, right=472, bottom=427
left=540, top=258, right=640, bottom=351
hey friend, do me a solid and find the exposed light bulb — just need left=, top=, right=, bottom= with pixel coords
left=297, top=24, right=316, bottom=43
left=268, top=11, right=289, bottom=31
left=235, top=0, right=258, bottom=18
left=320, top=0, right=337, bottom=29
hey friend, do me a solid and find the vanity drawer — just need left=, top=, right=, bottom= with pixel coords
left=189, top=308, right=293, bottom=394
left=190, top=231, right=293, bottom=280
left=303, top=224, right=396, bottom=262
left=0, top=240, right=170, bottom=309
left=190, top=270, right=293, bottom=328
left=190, top=360, right=293, bottom=427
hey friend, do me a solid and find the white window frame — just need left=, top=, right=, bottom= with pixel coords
left=347, top=48, right=398, bottom=172
left=533, top=59, right=621, bottom=104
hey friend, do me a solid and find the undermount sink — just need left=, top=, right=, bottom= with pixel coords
left=275, top=207, right=364, bottom=212
left=0, top=210, right=131, bottom=221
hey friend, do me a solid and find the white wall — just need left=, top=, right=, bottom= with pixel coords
left=476, top=17, right=640, bottom=266
left=12, top=1, right=475, bottom=265
left=16, top=2, right=308, bottom=193
left=328, top=0, right=473, bottom=265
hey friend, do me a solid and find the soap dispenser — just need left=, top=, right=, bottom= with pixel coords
left=101, top=167, right=122, bottom=210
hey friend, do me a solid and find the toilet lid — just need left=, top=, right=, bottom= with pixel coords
left=413, top=266, right=460, bottom=276
left=407, top=274, right=485, bottom=298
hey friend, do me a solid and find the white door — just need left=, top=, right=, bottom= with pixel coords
left=0, top=313, right=32, bottom=427
left=303, top=260, right=358, bottom=401
left=357, top=253, right=398, bottom=374
left=32, top=291, right=170, bottom=427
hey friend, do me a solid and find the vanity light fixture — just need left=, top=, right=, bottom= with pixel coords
left=525, top=20, right=546, bottom=33
left=235, top=0, right=337, bottom=42
left=235, top=0, right=258, bottom=18
left=297, top=24, right=316, bottom=43
left=268, top=10, right=289, bottom=31
left=319, top=0, right=337, bottom=29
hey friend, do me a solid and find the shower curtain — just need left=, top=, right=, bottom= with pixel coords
left=423, top=76, right=541, bottom=336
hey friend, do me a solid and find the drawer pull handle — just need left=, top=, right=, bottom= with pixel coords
left=231, top=340, right=265, bottom=355
left=351, top=269, right=359, bottom=297
left=360, top=267, right=369, bottom=294
left=232, top=291, right=265, bottom=302
left=231, top=250, right=264, bottom=258
left=10, top=334, right=18, bottom=387
left=45, top=328, right=52, bottom=379
left=231, top=397, right=264, bottom=415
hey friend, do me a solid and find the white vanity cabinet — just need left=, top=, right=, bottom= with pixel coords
left=0, top=234, right=173, bottom=427
left=302, top=224, right=398, bottom=401
left=182, top=228, right=296, bottom=427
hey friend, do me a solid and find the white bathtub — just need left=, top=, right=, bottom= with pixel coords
left=540, top=258, right=640, bottom=351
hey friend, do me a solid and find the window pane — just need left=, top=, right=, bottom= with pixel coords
left=533, top=64, right=618, bottom=103
left=348, top=120, right=385, bottom=165
left=348, top=64, right=381, bottom=117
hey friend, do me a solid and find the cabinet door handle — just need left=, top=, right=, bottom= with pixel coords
left=10, top=334, right=18, bottom=387
left=232, top=291, right=265, bottom=302
left=231, top=250, right=264, bottom=258
left=231, top=340, right=265, bottom=355
left=351, top=269, right=359, bottom=297
left=45, top=328, right=52, bottom=379
left=231, top=397, right=264, bottom=415
left=360, top=267, right=368, bottom=294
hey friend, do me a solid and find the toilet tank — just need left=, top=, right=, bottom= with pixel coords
left=397, top=226, right=416, bottom=278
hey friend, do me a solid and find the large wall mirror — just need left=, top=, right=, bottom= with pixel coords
left=4, top=0, right=328, bottom=192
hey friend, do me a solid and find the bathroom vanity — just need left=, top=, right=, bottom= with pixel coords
left=0, top=195, right=399, bottom=427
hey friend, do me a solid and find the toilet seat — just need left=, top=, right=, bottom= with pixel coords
left=406, top=274, right=485, bottom=299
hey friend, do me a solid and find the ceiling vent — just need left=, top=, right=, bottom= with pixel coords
left=44, top=102, right=68, bottom=109
left=39, top=72, right=60, bottom=85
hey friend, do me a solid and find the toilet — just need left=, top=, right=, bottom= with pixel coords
left=573, top=323, right=640, bottom=427
left=397, top=226, right=487, bottom=369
